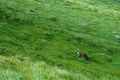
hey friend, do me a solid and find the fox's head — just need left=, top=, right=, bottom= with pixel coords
left=77, top=49, right=80, bottom=52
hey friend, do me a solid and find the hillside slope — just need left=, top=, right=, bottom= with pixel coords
left=0, top=0, right=120, bottom=80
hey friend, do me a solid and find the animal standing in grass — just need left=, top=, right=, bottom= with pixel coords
left=76, top=49, right=90, bottom=60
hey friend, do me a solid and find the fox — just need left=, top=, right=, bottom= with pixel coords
left=76, top=49, right=90, bottom=60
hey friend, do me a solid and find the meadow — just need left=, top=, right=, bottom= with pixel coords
left=0, top=0, right=120, bottom=80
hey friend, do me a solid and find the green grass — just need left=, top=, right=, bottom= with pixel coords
left=0, top=55, right=90, bottom=80
left=0, top=0, right=120, bottom=80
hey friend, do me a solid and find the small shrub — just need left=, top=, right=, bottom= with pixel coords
left=49, top=16, right=57, bottom=22
left=43, top=31, right=53, bottom=40
left=54, top=29, right=64, bottom=34
left=117, top=0, right=120, bottom=2
left=0, top=47, right=14, bottom=56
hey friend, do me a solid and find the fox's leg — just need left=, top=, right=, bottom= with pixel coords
left=84, top=54, right=90, bottom=60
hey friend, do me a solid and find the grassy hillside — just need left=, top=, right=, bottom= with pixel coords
left=0, top=0, right=120, bottom=80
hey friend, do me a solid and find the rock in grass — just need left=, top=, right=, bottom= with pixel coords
left=112, top=31, right=117, bottom=34
left=115, top=35, right=120, bottom=39
left=79, top=22, right=88, bottom=27
left=41, top=39, right=47, bottom=43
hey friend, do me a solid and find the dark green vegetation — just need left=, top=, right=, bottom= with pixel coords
left=0, top=0, right=120, bottom=80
